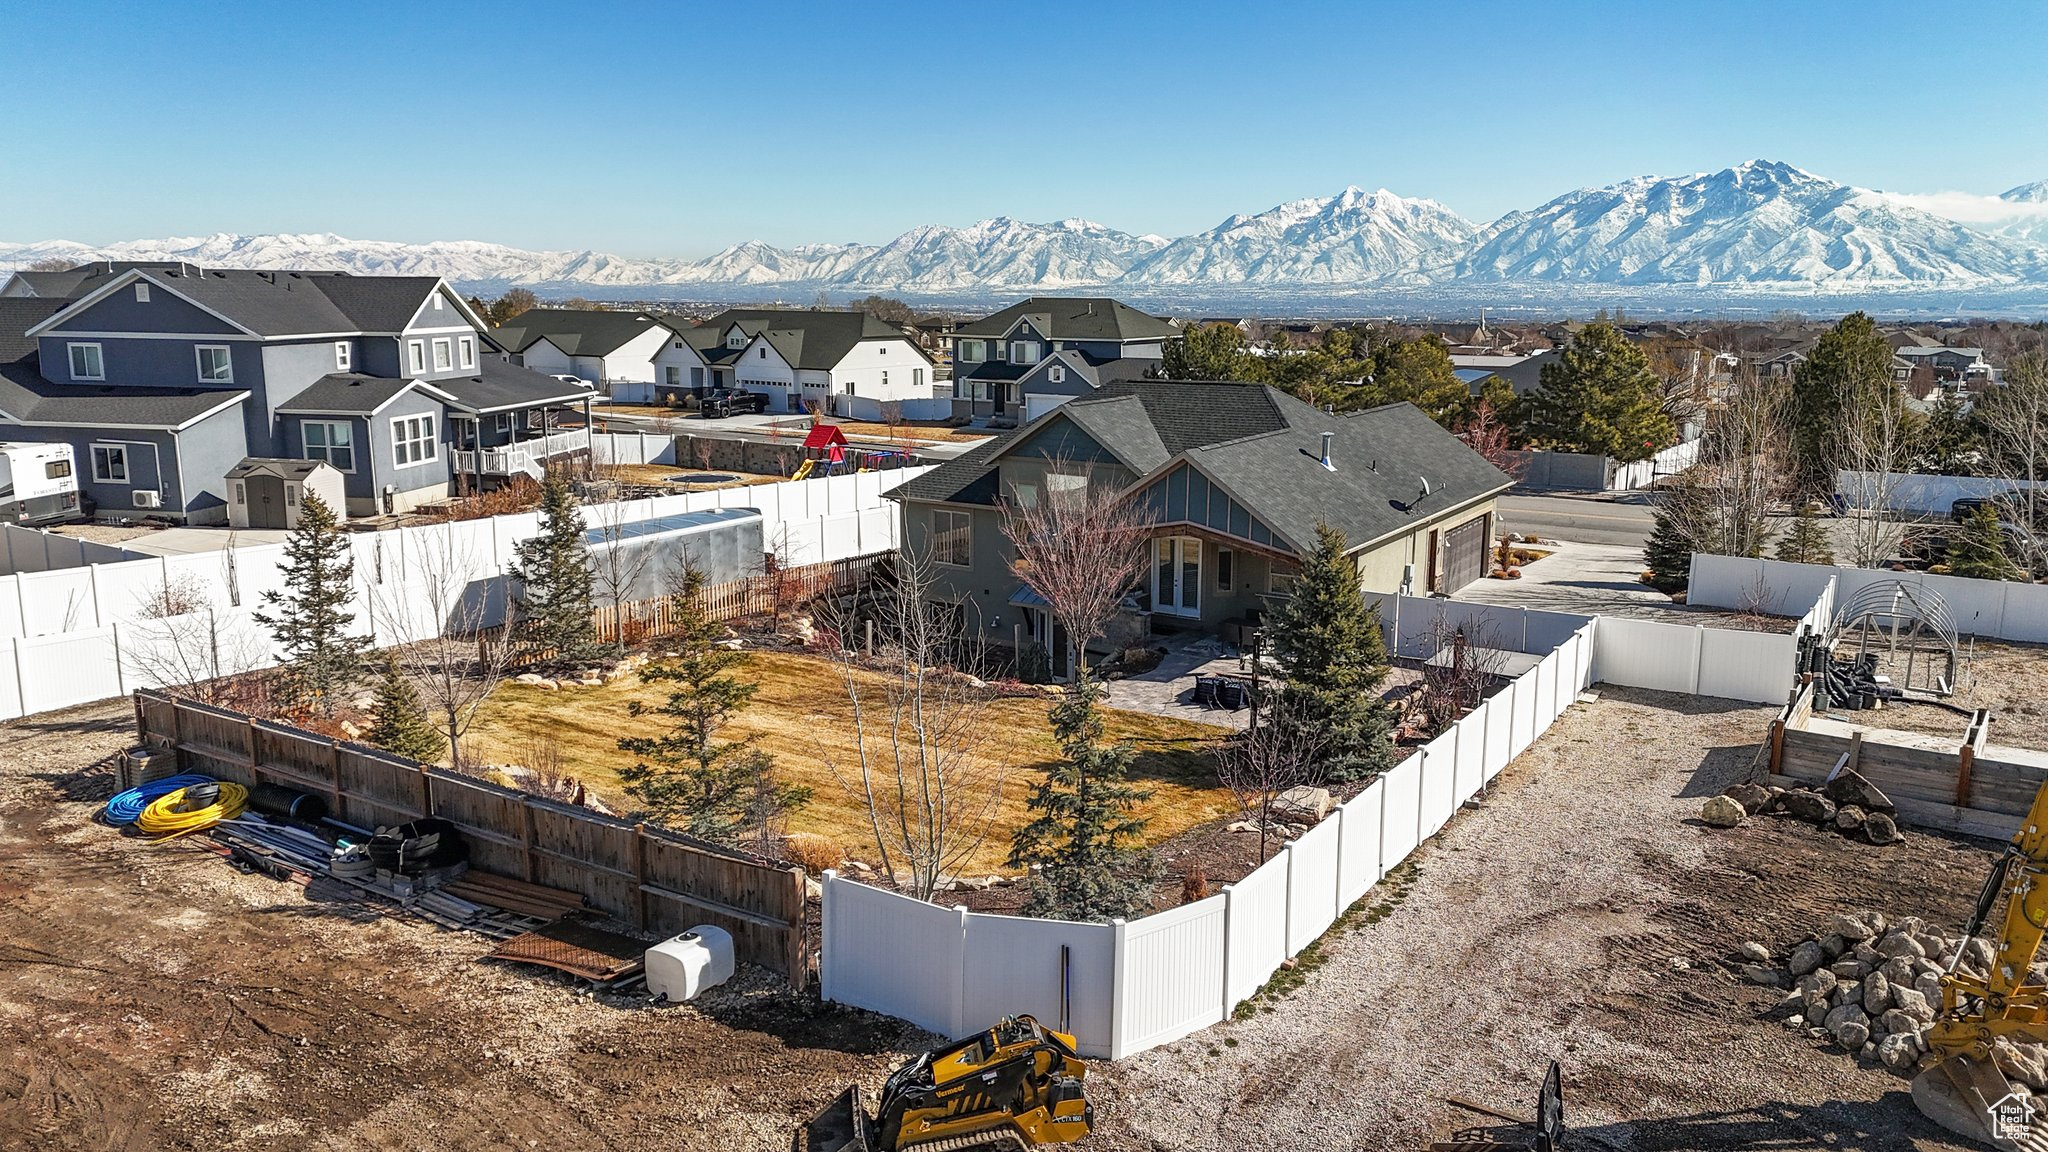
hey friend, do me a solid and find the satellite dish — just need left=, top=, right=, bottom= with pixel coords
left=1418, top=475, right=1432, bottom=499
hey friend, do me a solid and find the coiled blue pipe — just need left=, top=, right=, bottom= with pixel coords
left=104, top=774, right=216, bottom=825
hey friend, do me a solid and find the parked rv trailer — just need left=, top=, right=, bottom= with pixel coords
left=0, top=442, right=83, bottom=526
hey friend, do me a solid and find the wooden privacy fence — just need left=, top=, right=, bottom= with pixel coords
left=132, top=690, right=810, bottom=979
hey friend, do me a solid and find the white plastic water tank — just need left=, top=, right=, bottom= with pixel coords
left=644, top=924, right=736, bottom=1002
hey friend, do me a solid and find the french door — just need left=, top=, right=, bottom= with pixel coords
left=1153, top=536, right=1201, bottom=618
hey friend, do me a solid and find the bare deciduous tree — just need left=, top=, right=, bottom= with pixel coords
left=1834, top=377, right=1917, bottom=568
left=1409, top=606, right=1511, bottom=738
left=1676, top=373, right=1789, bottom=561
left=1977, top=352, right=2048, bottom=573
left=816, top=551, right=1009, bottom=901
left=588, top=498, right=655, bottom=646
left=1217, top=694, right=1328, bottom=864
left=121, top=572, right=272, bottom=705
left=367, top=526, right=514, bottom=771
left=997, top=457, right=1155, bottom=679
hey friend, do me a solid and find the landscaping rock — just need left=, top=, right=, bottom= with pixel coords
left=1819, top=933, right=1849, bottom=960
left=1996, top=1039, right=2048, bottom=1093
left=1738, top=941, right=1771, bottom=964
left=1789, top=940, right=1827, bottom=976
left=1891, top=987, right=1937, bottom=1023
left=1829, top=959, right=1869, bottom=980
left=1881, top=956, right=1917, bottom=987
left=1700, top=795, right=1747, bottom=828
left=1782, top=790, right=1837, bottom=823
left=1879, top=1008, right=1921, bottom=1037
left=1825, top=912, right=1877, bottom=942
left=1825, top=1004, right=1871, bottom=1050
left=1763, top=785, right=1787, bottom=812
left=1274, top=786, right=1334, bottom=822
left=1878, top=1032, right=1921, bottom=1070
left=1743, top=965, right=1786, bottom=987
left=1862, top=971, right=1893, bottom=1015
left=1835, top=805, right=1866, bottom=834
left=1825, top=768, right=1895, bottom=813
left=1965, top=937, right=1997, bottom=971
left=1915, top=972, right=1944, bottom=1007
left=1876, top=932, right=1926, bottom=960
left=1852, top=940, right=1883, bottom=966
left=1865, top=812, right=1900, bottom=845
left=1783, top=1015, right=1806, bottom=1031
left=1725, top=783, right=1772, bottom=814
left=1796, top=970, right=1839, bottom=998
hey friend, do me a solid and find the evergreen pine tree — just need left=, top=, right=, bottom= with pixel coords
left=1775, top=502, right=1837, bottom=567
left=1261, top=522, right=1395, bottom=783
left=617, top=567, right=808, bottom=842
left=1008, top=675, right=1158, bottom=921
left=1643, top=488, right=1699, bottom=593
left=509, top=473, right=603, bottom=671
left=1947, top=503, right=2024, bottom=581
left=1790, top=312, right=1894, bottom=500
left=366, top=655, right=446, bottom=763
left=253, top=494, right=366, bottom=717
left=1522, top=321, right=1675, bottom=462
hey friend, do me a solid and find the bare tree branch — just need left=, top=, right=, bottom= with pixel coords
left=366, top=525, right=514, bottom=771
left=996, top=454, right=1155, bottom=678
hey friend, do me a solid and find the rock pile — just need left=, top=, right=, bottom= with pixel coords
left=1741, top=910, right=2048, bottom=1089
left=1698, top=768, right=1902, bottom=845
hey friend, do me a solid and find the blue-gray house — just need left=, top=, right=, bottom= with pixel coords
left=949, top=297, right=1179, bottom=424
left=0, top=262, right=595, bottom=522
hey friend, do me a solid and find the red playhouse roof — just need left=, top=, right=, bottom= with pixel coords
left=802, top=424, right=850, bottom=450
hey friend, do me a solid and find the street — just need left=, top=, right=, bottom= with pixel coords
left=1499, top=492, right=1656, bottom=548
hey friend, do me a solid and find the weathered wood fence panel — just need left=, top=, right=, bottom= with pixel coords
left=132, top=690, right=809, bottom=978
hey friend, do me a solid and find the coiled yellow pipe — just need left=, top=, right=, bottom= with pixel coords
left=135, top=783, right=249, bottom=838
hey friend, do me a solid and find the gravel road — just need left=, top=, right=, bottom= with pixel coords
left=1091, top=686, right=1991, bottom=1152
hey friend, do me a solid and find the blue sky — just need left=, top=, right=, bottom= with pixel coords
left=4, top=0, right=2045, bottom=257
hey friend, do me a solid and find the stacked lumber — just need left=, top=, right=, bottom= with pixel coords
left=444, top=871, right=586, bottom=921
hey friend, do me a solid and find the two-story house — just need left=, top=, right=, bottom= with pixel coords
left=948, top=297, right=1180, bottom=425
left=892, top=379, right=1512, bottom=678
left=0, top=262, right=595, bottom=522
left=487, top=308, right=674, bottom=402
left=693, top=308, right=936, bottom=419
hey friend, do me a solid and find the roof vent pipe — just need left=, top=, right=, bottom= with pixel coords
left=1319, top=430, right=1336, bottom=472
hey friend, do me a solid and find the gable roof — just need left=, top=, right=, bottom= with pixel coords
left=25, top=266, right=465, bottom=340
left=953, top=297, right=1180, bottom=342
left=438, top=354, right=599, bottom=414
left=227, top=457, right=334, bottom=480
left=0, top=362, right=248, bottom=430
left=277, top=373, right=455, bottom=416
left=488, top=308, right=675, bottom=358
left=701, top=308, right=924, bottom=372
left=894, top=379, right=1511, bottom=555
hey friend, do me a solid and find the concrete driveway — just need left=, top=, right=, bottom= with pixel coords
left=1451, top=540, right=1696, bottom=620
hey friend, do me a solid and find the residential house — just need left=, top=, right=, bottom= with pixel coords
left=0, top=262, right=594, bottom=522
left=948, top=297, right=1180, bottom=424
left=892, top=379, right=1512, bottom=677
left=1451, top=349, right=1559, bottom=399
left=649, top=324, right=743, bottom=406
left=487, top=308, right=675, bottom=402
left=694, top=308, right=937, bottom=419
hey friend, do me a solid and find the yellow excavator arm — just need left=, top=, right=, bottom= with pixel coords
left=1916, top=782, right=2048, bottom=1150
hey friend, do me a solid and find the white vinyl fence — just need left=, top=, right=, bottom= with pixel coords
left=1688, top=553, right=2048, bottom=646
left=1609, top=438, right=1701, bottom=493
left=1836, top=470, right=2048, bottom=517
left=0, top=467, right=932, bottom=721
left=590, top=431, right=681, bottom=467
left=820, top=601, right=1599, bottom=1059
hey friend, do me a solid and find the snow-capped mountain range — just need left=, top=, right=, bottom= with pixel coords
left=6, top=161, right=2047, bottom=305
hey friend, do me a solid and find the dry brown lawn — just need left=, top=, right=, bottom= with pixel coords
left=601, top=462, right=783, bottom=488
left=808, top=419, right=994, bottom=444
left=465, top=649, right=1236, bottom=875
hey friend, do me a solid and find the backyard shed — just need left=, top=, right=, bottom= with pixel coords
left=226, top=458, right=347, bottom=529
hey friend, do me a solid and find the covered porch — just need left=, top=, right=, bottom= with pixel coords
left=443, top=359, right=599, bottom=483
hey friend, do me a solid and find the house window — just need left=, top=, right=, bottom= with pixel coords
left=932, top=509, right=972, bottom=567
left=1267, top=566, right=1297, bottom=597
left=432, top=339, right=453, bottom=372
left=914, top=367, right=924, bottom=387
left=133, top=283, right=150, bottom=303
left=1217, top=548, right=1234, bottom=591
left=758, top=347, right=767, bottom=359
left=1045, top=469, right=1088, bottom=511
left=728, top=331, right=746, bottom=349
left=458, top=337, right=475, bottom=370
left=68, top=343, right=104, bottom=381
left=334, top=341, right=351, bottom=370
left=881, top=370, right=889, bottom=389
left=1048, top=364, right=1066, bottom=384
left=959, top=339, right=986, bottom=362
left=302, top=421, right=355, bottom=472
left=392, top=414, right=437, bottom=466
left=408, top=340, right=425, bottom=374
left=90, top=444, right=129, bottom=484
left=665, top=366, right=681, bottom=386
left=1009, top=340, right=1041, bottom=365
left=195, top=345, right=233, bottom=384
left=493, top=413, right=513, bottom=433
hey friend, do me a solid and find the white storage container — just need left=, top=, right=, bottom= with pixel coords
left=644, top=925, right=736, bottom=1002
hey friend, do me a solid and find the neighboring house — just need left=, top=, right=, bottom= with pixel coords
left=0, top=262, right=594, bottom=522
left=948, top=297, right=1180, bottom=424
left=650, top=325, right=743, bottom=406
left=1451, top=349, right=1559, bottom=399
left=696, top=309, right=936, bottom=418
left=891, top=379, right=1512, bottom=677
left=487, top=309, right=674, bottom=402
left=1891, top=345, right=1989, bottom=385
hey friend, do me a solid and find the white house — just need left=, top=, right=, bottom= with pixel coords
left=703, top=309, right=938, bottom=418
left=488, top=309, right=677, bottom=402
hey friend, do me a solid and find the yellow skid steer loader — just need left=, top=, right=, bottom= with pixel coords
left=802, top=1015, right=1093, bottom=1152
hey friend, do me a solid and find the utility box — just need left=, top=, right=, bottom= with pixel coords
left=644, top=925, right=736, bottom=1002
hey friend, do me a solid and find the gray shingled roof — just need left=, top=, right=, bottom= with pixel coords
left=30, top=267, right=447, bottom=339
left=704, top=308, right=920, bottom=372
left=892, top=379, right=1511, bottom=555
left=0, top=362, right=246, bottom=428
left=439, top=354, right=598, bottom=414
left=953, top=297, right=1180, bottom=342
left=310, top=275, right=446, bottom=331
left=489, top=308, right=674, bottom=357
left=277, top=373, right=437, bottom=416
left=0, top=299, right=66, bottom=364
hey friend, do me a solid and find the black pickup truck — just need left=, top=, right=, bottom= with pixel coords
left=700, top=387, right=770, bottom=418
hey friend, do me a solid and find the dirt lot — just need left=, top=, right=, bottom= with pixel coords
left=1823, top=639, right=2048, bottom=750
left=465, top=649, right=1237, bottom=876
left=1091, top=686, right=1990, bottom=1152
left=3, top=685, right=2007, bottom=1152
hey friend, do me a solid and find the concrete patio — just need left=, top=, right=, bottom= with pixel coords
left=1103, top=634, right=1258, bottom=731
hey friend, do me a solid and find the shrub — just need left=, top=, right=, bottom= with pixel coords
left=783, top=832, right=843, bottom=876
